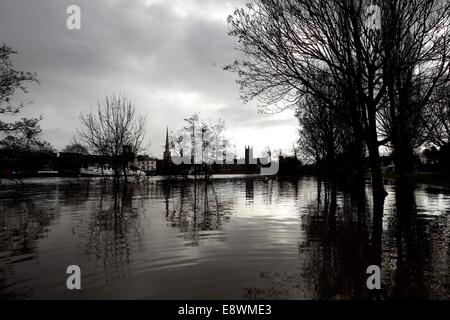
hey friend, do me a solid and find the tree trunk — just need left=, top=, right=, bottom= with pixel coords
left=367, top=136, right=386, bottom=202
left=366, top=87, right=388, bottom=201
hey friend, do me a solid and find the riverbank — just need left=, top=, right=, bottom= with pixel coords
left=385, top=172, right=450, bottom=188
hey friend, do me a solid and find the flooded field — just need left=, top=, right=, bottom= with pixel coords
left=0, top=177, right=449, bottom=299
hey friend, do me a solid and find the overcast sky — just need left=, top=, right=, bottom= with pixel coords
left=0, top=0, right=298, bottom=157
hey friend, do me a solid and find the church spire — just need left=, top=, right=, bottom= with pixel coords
left=165, top=127, right=169, bottom=152
left=163, top=126, right=171, bottom=161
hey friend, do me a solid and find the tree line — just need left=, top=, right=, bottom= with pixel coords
left=0, top=43, right=147, bottom=184
left=226, top=0, right=450, bottom=201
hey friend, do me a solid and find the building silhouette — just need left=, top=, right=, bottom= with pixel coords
left=244, top=146, right=256, bottom=165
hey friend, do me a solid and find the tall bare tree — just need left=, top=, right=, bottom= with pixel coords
left=379, top=0, right=450, bottom=175
left=78, top=94, right=146, bottom=182
left=226, top=0, right=386, bottom=199
left=183, top=113, right=200, bottom=164
left=226, top=0, right=450, bottom=200
left=420, top=80, right=450, bottom=149
left=170, top=114, right=233, bottom=179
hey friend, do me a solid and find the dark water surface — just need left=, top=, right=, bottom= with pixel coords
left=0, top=176, right=449, bottom=299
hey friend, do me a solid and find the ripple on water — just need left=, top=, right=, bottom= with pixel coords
left=0, top=177, right=449, bottom=299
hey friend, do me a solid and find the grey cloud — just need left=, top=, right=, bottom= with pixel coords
left=0, top=0, right=297, bottom=155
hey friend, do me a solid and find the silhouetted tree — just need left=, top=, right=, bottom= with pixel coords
left=78, top=93, right=146, bottom=183
left=0, top=118, right=54, bottom=153
left=226, top=0, right=388, bottom=199
left=62, top=139, right=89, bottom=154
left=379, top=0, right=450, bottom=176
left=425, top=86, right=450, bottom=148
left=169, top=129, right=188, bottom=157
left=183, top=113, right=200, bottom=165
left=171, top=114, right=233, bottom=179
left=226, top=0, right=450, bottom=200
left=0, top=44, right=39, bottom=134
left=297, top=75, right=366, bottom=178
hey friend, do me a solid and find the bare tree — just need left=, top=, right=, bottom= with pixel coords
left=226, top=0, right=450, bottom=200
left=296, top=74, right=365, bottom=176
left=210, top=119, right=230, bottom=163
left=379, top=0, right=450, bottom=175
left=170, top=114, right=233, bottom=179
left=226, top=0, right=387, bottom=199
left=183, top=113, right=201, bottom=164
left=169, top=129, right=188, bottom=157
left=424, top=85, right=450, bottom=148
left=78, top=94, right=146, bottom=183
left=177, top=114, right=232, bottom=164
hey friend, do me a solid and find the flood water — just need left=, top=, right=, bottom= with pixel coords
left=0, top=176, right=449, bottom=299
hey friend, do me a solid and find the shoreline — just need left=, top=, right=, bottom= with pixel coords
left=385, top=172, right=450, bottom=188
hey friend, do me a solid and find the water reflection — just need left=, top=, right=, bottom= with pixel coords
left=0, top=177, right=449, bottom=299
left=243, top=178, right=449, bottom=300
left=81, top=184, right=145, bottom=281
left=0, top=183, right=60, bottom=299
left=245, top=179, right=254, bottom=204
left=163, top=182, right=234, bottom=246
left=245, top=179, right=375, bottom=299
left=384, top=181, right=450, bottom=299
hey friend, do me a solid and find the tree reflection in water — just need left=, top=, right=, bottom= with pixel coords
left=0, top=177, right=449, bottom=299
left=244, top=177, right=450, bottom=300
left=163, top=181, right=235, bottom=247
left=384, top=180, right=450, bottom=299
left=245, top=178, right=377, bottom=299
left=82, top=183, right=145, bottom=281
left=0, top=184, right=60, bottom=299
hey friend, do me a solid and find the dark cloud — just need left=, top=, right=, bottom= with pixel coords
left=0, top=0, right=297, bottom=156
